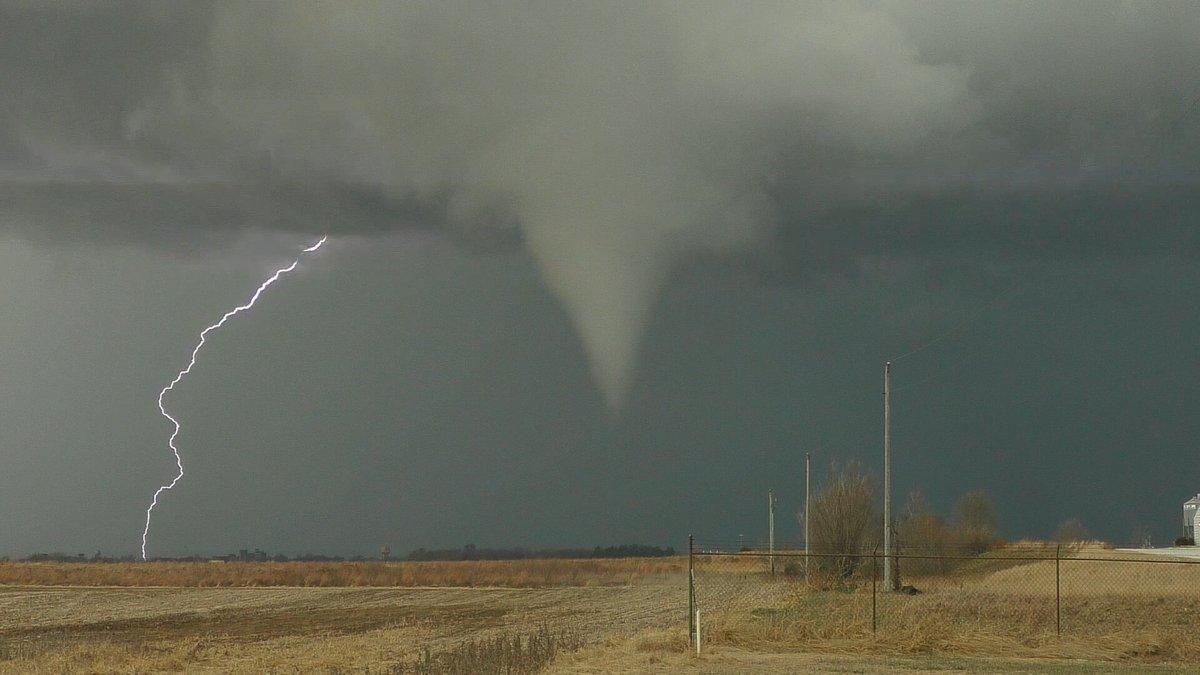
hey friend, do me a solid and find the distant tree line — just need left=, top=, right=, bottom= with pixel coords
left=22, top=551, right=137, bottom=563
left=405, top=544, right=676, bottom=561
left=17, top=550, right=365, bottom=563
left=17, top=544, right=675, bottom=563
left=212, top=549, right=368, bottom=563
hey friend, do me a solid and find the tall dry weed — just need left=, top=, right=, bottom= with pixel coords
left=392, top=626, right=583, bottom=674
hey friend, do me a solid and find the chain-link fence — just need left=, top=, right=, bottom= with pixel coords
left=687, top=537, right=1200, bottom=655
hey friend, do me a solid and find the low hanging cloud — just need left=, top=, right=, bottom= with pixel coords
left=3, top=1, right=1198, bottom=406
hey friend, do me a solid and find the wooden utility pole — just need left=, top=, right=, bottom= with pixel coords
left=688, top=535, right=695, bottom=647
left=804, top=451, right=811, bottom=581
left=883, top=361, right=896, bottom=590
left=768, top=489, right=776, bottom=575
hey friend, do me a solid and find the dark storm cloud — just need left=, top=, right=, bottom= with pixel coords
left=758, top=184, right=1200, bottom=283
left=2, top=1, right=1198, bottom=402
left=0, top=180, right=446, bottom=249
left=0, top=2, right=210, bottom=139
left=759, top=0, right=1200, bottom=277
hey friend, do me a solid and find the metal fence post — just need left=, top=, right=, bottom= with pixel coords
left=688, top=534, right=696, bottom=649
left=1055, top=543, right=1061, bottom=637
left=872, top=544, right=878, bottom=634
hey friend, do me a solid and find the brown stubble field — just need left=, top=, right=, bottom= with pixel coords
left=0, top=559, right=685, bottom=673
left=4, top=551, right=1200, bottom=673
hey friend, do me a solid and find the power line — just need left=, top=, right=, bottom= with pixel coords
left=893, top=293, right=1039, bottom=395
left=894, top=332, right=1006, bottom=394
left=889, top=285, right=1022, bottom=364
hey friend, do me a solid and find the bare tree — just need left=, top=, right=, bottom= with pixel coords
left=805, top=462, right=876, bottom=580
left=954, top=489, right=1000, bottom=554
left=955, top=490, right=998, bottom=533
left=1054, top=518, right=1089, bottom=543
left=897, top=489, right=958, bottom=575
left=895, top=488, right=1004, bottom=576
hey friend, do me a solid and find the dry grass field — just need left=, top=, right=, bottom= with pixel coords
left=690, top=544, right=1200, bottom=669
left=4, top=548, right=1200, bottom=673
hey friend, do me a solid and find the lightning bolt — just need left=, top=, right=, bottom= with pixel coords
left=140, top=236, right=328, bottom=560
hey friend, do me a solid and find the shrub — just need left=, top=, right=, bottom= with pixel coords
left=895, top=489, right=1003, bottom=577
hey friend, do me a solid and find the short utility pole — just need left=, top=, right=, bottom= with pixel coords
left=768, top=489, right=776, bottom=575
left=805, top=451, right=811, bottom=581
left=883, top=361, right=897, bottom=591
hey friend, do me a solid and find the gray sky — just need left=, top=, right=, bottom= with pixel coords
left=2, top=1, right=1199, bottom=556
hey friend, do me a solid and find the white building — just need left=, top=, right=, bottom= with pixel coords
left=1184, top=495, right=1200, bottom=541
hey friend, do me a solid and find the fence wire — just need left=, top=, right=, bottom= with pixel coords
left=687, top=538, right=1200, bottom=650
